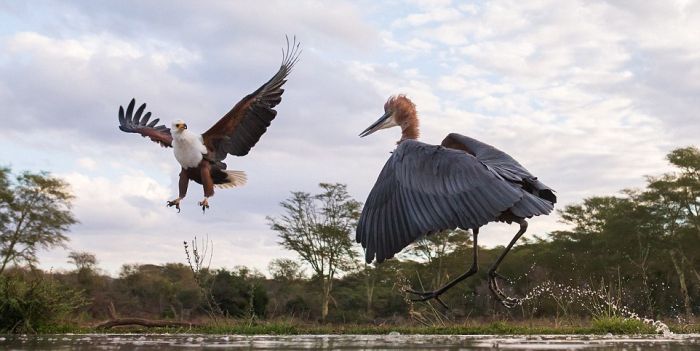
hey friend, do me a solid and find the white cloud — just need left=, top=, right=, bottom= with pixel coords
left=76, top=157, right=97, bottom=171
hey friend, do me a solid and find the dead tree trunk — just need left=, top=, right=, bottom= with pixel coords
left=96, top=301, right=201, bottom=329
left=96, top=318, right=201, bottom=329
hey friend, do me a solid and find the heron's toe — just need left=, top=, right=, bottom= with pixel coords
left=404, top=288, right=449, bottom=309
left=488, top=272, right=521, bottom=308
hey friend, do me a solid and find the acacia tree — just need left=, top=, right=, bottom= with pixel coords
left=268, top=183, right=360, bottom=321
left=638, top=146, right=700, bottom=319
left=0, top=168, right=76, bottom=274
left=68, top=251, right=97, bottom=272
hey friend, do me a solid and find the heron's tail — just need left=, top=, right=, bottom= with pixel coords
left=215, top=170, right=247, bottom=189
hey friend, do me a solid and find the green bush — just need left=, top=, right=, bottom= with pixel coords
left=210, top=269, right=268, bottom=318
left=0, top=271, right=87, bottom=333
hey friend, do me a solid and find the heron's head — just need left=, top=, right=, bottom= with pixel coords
left=359, top=95, right=418, bottom=139
left=172, top=120, right=188, bottom=133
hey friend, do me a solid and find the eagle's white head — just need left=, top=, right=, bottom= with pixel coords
left=172, top=119, right=188, bottom=134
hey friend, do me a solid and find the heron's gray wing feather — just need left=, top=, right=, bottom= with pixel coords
left=442, top=133, right=556, bottom=205
left=357, top=140, right=523, bottom=263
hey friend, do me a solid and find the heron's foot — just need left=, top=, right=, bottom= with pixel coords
left=198, top=198, right=210, bottom=213
left=404, top=288, right=449, bottom=309
left=488, top=270, right=520, bottom=308
left=166, top=198, right=181, bottom=213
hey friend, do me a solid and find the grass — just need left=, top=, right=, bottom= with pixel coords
left=590, top=317, right=656, bottom=334
left=33, top=318, right=699, bottom=335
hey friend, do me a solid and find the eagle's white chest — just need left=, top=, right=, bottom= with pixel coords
left=172, top=131, right=207, bottom=169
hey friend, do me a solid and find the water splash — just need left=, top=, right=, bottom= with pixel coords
left=510, top=281, right=672, bottom=336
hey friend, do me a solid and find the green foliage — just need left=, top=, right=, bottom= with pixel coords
left=268, top=258, right=305, bottom=281
left=0, top=167, right=77, bottom=274
left=114, top=263, right=202, bottom=319
left=0, top=270, right=86, bottom=333
left=591, top=316, right=655, bottom=334
left=268, top=183, right=360, bottom=276
left=268, top=183, right=361, bottom=321
left=210, top=268, right=268, bottom=318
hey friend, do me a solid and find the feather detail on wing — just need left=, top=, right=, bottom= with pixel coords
left=356, top=140, right=524, bottom=263
left=215, top=170, right=247, bottom=189
left=202, top=36, right=301, bottom=161
left=117, top=98, right=172, bottom=147
left=441, top=133, right=557, bottom=208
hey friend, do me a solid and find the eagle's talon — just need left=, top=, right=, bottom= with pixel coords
left=199, top=198, right=210, bottom=213
left=166, top=199, right=181, bottom=213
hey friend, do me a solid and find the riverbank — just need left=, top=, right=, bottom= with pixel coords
left=39, top=317, right=699, bottom=335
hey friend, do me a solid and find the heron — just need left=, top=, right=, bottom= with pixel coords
left=356, top=95, right=556, bottom=308
left=116, top=37, right=301, bottom=213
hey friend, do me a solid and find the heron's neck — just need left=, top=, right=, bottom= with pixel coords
left=399, top=117, right=419, bottom=142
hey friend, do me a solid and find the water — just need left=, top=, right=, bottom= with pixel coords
left=504, top=280, right=672, bottom=335
left=1, top=334, right=699, bottom=350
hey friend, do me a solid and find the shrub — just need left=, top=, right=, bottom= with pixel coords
left=0, top=270, right=87, bottom=333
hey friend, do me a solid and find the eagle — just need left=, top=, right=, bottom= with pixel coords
left=116, top=37, right=301, bottom=212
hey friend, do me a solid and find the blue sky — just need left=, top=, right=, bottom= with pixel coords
left=1, top=0, right=699, bottom=275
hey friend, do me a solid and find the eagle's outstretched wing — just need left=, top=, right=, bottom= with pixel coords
left=202, top=36, right=301, bottom=161
left=356, top=140, right=524, bottom=263
left=117, top=98, right=172, bottom=147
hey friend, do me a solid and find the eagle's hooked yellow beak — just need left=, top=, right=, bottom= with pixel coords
left=175, top=123, right=187, bottom=131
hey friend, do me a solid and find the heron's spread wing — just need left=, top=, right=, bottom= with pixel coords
left=202, top=37, right=301, bottom=161
left=118, top=99, right=172, bottom=148
left=441, top=133, right=557, bottom=218
left=357, top=140, right=523, bottom=263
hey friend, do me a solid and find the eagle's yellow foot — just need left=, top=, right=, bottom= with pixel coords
left=166, top=198, right=182, bottom=213
left=198, top=198, right=210, bottom=213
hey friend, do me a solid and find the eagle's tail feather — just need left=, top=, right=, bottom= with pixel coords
left=215, top=170, right=247, bottom=189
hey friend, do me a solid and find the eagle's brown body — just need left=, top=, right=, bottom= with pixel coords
left=179, top=160, right=239, bottom=198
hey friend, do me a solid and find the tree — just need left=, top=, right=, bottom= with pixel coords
left=638, top=146, right=700, bottom=319
left=68, top=251, right=97, bottom=272
left=268, top=183, right=360, bottom=321
left=268, top=258, right=305, bottom=281
left=67, top=251, right=99, bottom=297
left=0, top=168, right=76, bottom=274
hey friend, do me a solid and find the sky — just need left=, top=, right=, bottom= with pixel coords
left=1, top=0, right=699, bottom=276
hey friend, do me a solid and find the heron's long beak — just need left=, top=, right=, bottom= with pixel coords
left=359, top=111, right=394, bottom=137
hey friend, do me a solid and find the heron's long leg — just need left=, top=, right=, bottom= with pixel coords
left=405, top=228, right=480, bottom=308
left=488, top=219, right=528, bottom=308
